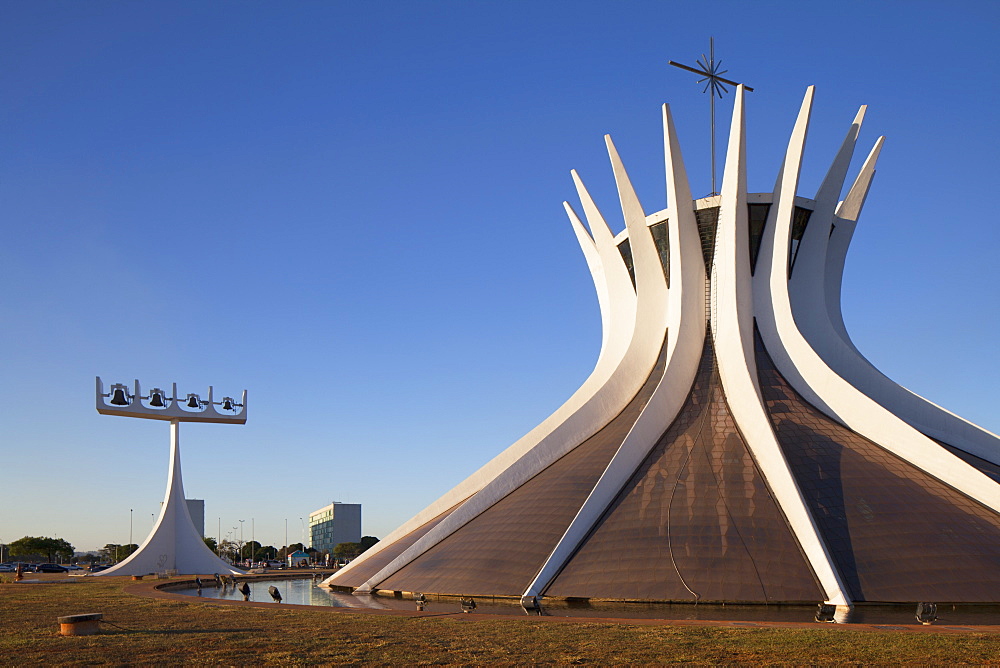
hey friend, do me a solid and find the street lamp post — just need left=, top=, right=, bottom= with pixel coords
left=239, top=519, right=245, bottom=566
left=129, top=509, right=133, bottom=554
left=94, top=377, right=247, bottom=576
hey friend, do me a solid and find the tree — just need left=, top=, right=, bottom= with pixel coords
left=360, top=536, right=379, bottom=553
left=203, top=536, right=217, bottom=553
left=278, top=543, right=302, bottom=559
left=243, top=540, right=262, bottom=562
left=333, top=542, right=361, bottom=561
left=254, top=545, right=277, bottom=561
left=101, top=543, right=138, bottom=563
left=218, top=539, right=239, bottom=563
left=9, top=536, right=74, bottom=562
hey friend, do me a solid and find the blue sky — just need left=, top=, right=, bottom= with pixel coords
left=2, top=1, right=998, bottom=552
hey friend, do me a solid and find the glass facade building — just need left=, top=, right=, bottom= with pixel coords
left=309, top=503, right=362, bottom=553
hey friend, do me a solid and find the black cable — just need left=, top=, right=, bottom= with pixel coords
left=99, top=619, right=139, bottom=633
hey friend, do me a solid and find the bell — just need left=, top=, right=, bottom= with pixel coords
left=221, top=397, right=234, bottom=411
left=186, top=394, right=201, bottom=408
left=149, top=389, right=165, bottom=408
left=109, top=386, right=130, bottom=406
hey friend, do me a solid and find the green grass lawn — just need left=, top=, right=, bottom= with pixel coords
left=4, top=576, right=1000, bottom=665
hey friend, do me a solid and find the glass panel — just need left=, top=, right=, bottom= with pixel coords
left=650, top=220, right=670, bottom=288
left=694, top=207, right=719, bottom=271
left=757, top=331, right=1000, bottom=602
left=788, top=206, right=812, bottom=277
left=747, top=203, right=770, bottom=273
left=547, top=335, right=823, bottom=603
left=375, top=333, right=671, bottom=597
left=326, top=501, right=465, bottom=588
left=617, top=238, right=636, bottom=290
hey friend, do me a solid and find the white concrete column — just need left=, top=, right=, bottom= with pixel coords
left=522, top=103, right=706, bottom=600
left=95, top=420, right=241, bottom=576
left=753, top=88, right=1000, bottom=518
left=713, top=86, right=851, bottom=606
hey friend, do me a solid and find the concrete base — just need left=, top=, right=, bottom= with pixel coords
left=58, top=613, right=103, bottom=636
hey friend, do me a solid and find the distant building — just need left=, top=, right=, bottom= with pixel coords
left=287, top=549, right=311, bottom=568
left=185, top=499, right=205, bottom=537
left=309, top=502, right=361, bottom=553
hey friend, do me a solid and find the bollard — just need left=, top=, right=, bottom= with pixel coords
left=58, top=613, right=103, bottom=636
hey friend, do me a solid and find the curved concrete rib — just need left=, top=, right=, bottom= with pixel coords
left=523, top=103, right=706, bottom=599
left=753, top=88, right=1000, bottom=516
left=794, top=134, right=1000, bottom=463
left=570, top=170, right=639, bottom=373
left=825, top=138, right=882, bottom=351
left=326, top=171, right=641, bottom=588
left=789, top=105, right=865, bottom=336
left=712, top=86, right=851, bottom=607
left=565, top=203, right=612, bottom=368
left=352, top=136, right=671, bottom=593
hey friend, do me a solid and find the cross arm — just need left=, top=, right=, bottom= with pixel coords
left=668, top=61, right=755, bottom=92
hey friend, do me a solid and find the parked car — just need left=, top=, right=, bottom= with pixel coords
left=0, top=563, right=14, bottom=572
left=89, top=564, right=110, bottom=572
left=36, top=563, right=68, bottom=573
left=65, top=564, right=83, bottom=570
left=14, top=563, right=37, bottom=572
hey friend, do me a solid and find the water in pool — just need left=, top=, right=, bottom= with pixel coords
left=173, top=578, right=1000, bottom=626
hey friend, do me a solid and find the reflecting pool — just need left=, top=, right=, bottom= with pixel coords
left=172, top=578, right=1000, bottom=626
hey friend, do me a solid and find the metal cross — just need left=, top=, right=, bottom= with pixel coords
left=669, top=38, right=754, bottom=196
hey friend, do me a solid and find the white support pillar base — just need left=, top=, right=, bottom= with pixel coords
left=93, top=421, right=243, bottom=577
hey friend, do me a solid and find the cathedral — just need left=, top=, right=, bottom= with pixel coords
left=324, top=85, right=1000, bottom=607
